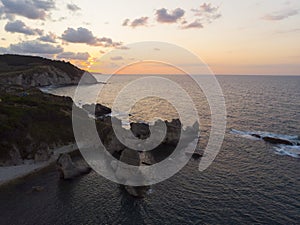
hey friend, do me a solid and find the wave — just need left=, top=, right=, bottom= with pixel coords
left=274, top=145, right=300, bottom=158
left=231, top=129, right=300, bottom=159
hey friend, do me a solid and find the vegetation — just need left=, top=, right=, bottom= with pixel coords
left=0, top=87, right=76, bottom=162
left=0, top=54, right=84, bottom=77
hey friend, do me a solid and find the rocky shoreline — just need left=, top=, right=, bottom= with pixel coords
left=0, top=143, right=79, bottom=186
left=0, top=54, right=201, bottom=197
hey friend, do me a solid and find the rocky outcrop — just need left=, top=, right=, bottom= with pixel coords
left=114, top=148, right=150, bottom=198
left=131, top=122, right=150, bottom=139
left=261, top=136, right=294, bottom=146
left=56, top=153, right=91, bottom=179
left=100, top=118, right=199, bottom=197
left=249, top=133, right=298, bottom=146
left=82, top=103, right=111, bottom=118
left=231, top=129, right=300, bottom=146
left=185, top=151, right=203, bottom=160
left=0, top=54, right=97, bottom=88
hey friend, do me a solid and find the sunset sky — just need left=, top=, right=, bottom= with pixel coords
left=0, top=0, right=299, bottom=75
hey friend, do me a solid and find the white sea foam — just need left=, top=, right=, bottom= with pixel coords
left=231, top=129, right=298, bottom=141
left=230, top=129, right=261, bottom=140
left=231, top=129, right=300, bottom=159
left=274, top=145, right=300, bottom=158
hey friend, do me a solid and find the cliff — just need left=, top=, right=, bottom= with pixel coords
left=0, top=87, right=78, bottom=166
left=0, top=54, right=97, bottom=87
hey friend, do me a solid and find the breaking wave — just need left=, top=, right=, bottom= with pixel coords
left=231, top=129, right=300, bottom=159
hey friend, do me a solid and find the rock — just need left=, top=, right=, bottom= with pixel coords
left=115, top=148, right=140, bottom=182
left=119, top=148, right=140, bottom=166
left=140, top=151, right=156, bottom=166
left=130, top=122, right=150, bottom=139
left=26, top=186, right=45, bottom=194
left=185, top=151, right=203, bottom=159
left=34, top=143, right=52, bottom=162
left=56, top=154, right=91, bottom=179
left=83, top=103, right=111, bottom=118
left=163, top=119, right=182, bottom=146
left=32, top=186, right=45, bottom=192
left=251, top=134, right=261, bottom=139
left=124, top=185, right=150, bottom=198
left=9, top=145, right=23, bottom=166
left=262, top=136, right=294, bottom=145
left=115, top=148, right=151, bottom=198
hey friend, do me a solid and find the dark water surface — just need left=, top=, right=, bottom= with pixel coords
left=1, top=75, right=299, bottom=224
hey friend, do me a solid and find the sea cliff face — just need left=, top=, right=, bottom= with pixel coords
left=0, top=66, right=94, bottom=87
left=0, top=54, right=97, bottom=87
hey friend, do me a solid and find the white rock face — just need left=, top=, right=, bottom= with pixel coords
left=0, top=66, right=97, bottom=88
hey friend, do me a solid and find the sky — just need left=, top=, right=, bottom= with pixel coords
left=0, top=0, right=299, bottom=75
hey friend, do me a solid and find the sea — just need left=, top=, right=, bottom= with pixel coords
left=0, top=75, right=299, bottom=225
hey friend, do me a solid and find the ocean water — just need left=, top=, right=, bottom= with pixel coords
left=1, top=75, right=299, bottom=224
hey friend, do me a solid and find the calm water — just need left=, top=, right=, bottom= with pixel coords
left=1, top=75, right=299, bottom=225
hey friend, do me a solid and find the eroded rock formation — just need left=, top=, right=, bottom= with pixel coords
left=56, top=153, right=91, bottom=179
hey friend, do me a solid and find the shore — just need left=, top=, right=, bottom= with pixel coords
left=0, top=143, right=78, bottom=186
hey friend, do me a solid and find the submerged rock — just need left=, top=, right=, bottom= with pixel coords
left=262, top=136, right=294, bottom=146
left=56, top=154, right=91, bottom=179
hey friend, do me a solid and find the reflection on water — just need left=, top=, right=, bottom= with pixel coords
left=1, top=75, right=300, bottom=224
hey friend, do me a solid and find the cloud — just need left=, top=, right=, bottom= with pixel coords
left=192, top=3, right=219, bottom=14
left=122, top=18, right=130, bottom=26
left=57, top=52, right=90, bottom=61
left=189, top=3, right=221, bottom=26
left=61, top=27, right=121, bottom=47
left=67, top=3, right=80, bottom=12
left=4, top=20, right=43, bottom=35
left=38, top=32, right=57, bottom=43
left=0, top=0, right=55, bottom=20
left=181, top=20, right=203, bottom=29
left=155, top=8, right=185, bottom=23
left=262, top=9, right=298, bottom=20
left=122, top=17, right=148, bottom=28
left=9, top=40, right=63, bottom=54
left=110, top=56, right=123, bottom=61
left=131, top=17, right=148, bottom=28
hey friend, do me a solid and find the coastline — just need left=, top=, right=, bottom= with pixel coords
left=0, top=143, right=78, bottom=187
